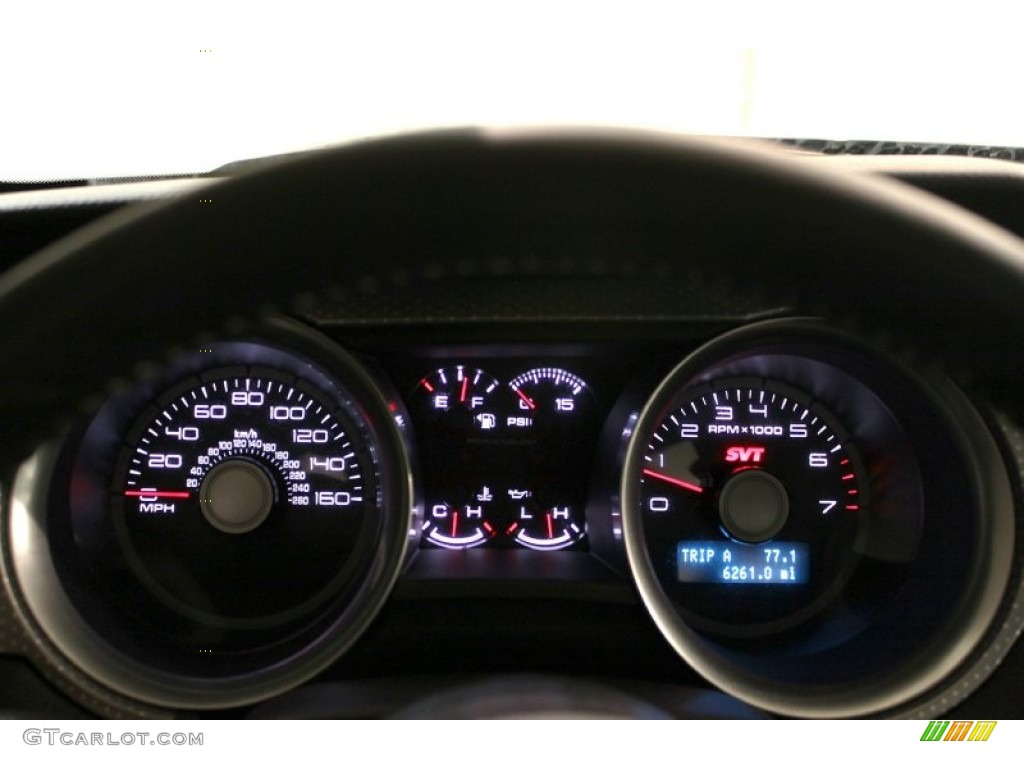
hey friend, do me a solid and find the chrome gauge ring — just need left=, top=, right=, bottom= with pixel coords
left=8, top=318, right=414, bottom=709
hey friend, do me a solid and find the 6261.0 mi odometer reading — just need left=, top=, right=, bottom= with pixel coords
left=677, top=540, right=810, bottom=584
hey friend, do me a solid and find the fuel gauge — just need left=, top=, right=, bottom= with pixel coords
left=415, top=366, right=501, bottom=432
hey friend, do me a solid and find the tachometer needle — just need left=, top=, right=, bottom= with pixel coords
left=641, top=469, right=704, bottom=494
left=124, top=489, right=191, bottom=499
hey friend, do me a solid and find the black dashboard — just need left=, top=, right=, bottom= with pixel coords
left=1, top=131, right=1023, bottom=719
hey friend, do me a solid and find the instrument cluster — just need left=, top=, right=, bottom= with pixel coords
left=7, top=315, right=1018, bottom=718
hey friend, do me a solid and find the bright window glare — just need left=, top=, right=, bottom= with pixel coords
left=4, top=3, right=1024, bottom=180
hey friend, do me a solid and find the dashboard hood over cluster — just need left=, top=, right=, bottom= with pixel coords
left=1, top=129, right=1023, bottom=720
left=1, top=130, right=1022, bottom=464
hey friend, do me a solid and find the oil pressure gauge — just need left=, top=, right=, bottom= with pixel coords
left=506, top=488, right=586, bottom=551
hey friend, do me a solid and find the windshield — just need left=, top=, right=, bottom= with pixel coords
left=5, top=4, right=1024, bottom=181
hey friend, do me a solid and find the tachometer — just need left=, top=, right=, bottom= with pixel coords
left=638, top=378, right=865, bottom=631
left=617, top=318, right=1015, bottom=718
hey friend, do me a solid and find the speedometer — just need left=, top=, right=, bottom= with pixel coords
left=16, top=320, right=414, bottom=709
left=116, top=371, right=375, bottom=623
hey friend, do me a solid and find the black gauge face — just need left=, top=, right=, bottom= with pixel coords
left=411, top=364, right=595, bottom=550
left=51, top=333, right=411, bottom=693
left=116, top=371, right=375, bottom=622
left=639, top=378, right=865, bottom=632
left=616, top=321, right=1003, bottom=717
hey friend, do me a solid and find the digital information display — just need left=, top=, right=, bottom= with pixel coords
left=677, top=541, right=809, bottom=584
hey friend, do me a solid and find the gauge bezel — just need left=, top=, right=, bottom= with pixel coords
left=620, top=318, right=1016, bottom=718
left=6, top=316, right=416, bottom=709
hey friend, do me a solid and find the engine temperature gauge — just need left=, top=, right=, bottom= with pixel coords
left=422, top=494, right=499, bottom=549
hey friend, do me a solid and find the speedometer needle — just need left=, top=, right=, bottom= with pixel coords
left=641, top=469, right=704, bottom=494
left=124, top=489, right=191, bottom=499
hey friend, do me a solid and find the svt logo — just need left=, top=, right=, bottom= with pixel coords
left=724, top=445, right=766, bottom=463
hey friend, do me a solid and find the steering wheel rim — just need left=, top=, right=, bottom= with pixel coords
left=1, top=128, right=1022, bottom=717
left=1, top=129, right=1023, bottom=467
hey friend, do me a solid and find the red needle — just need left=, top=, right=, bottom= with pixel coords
left=460, top=377, right=469, bottom=403
left=124, top=490, right=191, bottom=499
left=642, top=468, right=704, bottom=494
left=451, top=511, right=459, bottom=537
left=514, top=389, right=536, bottom=410
left=546, top=513, right=554, bottom=538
